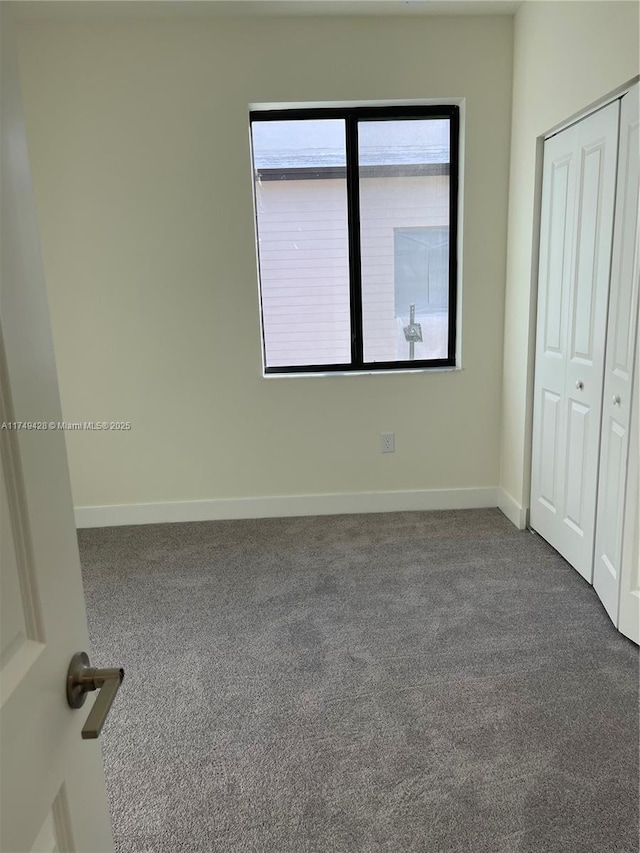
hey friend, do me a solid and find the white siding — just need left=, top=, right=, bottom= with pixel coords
left=256, top=175, right=450, bottom=368
left=255, top=178, right=351, bottom=367
left=359, top=175, right=449, bottom=362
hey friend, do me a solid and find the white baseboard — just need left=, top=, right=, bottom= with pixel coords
left=75, top=487, right=499, bottom=528
left=497, top=488, right=528, bottom=530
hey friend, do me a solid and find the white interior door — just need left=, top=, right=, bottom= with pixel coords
left=593, top=85, right=640, bottom=624
left=0, top=7, right=115, bottom=852
left=618, top=336, right=639, bottom=644
left=530, top=101, right=620, bottom=581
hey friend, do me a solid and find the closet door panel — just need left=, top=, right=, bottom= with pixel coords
left=570, top=141, right=608, bottom=360
left=538, top=390, right=563, bottom=512
left=531, top=101, right=620, bottom=581
left=594, top=85, right=639, bottom=624
left=610, top=98, right=639, bottom=383
left=530, top=134, right=576, bottom=543
left=599, top=417, right=627, bottom=575
left=560, top=103, right=620, bottom=578
left=618, top=344, right=639, bottom=644
left=564, top=400, right=590, bottom=535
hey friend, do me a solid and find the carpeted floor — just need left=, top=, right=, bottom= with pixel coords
left=78, top=509, right=639, bottom=853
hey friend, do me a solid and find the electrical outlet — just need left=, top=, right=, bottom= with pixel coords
left=380, top=432, right=395, bottom=453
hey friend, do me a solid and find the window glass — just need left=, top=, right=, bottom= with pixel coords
left=358, top=119, right=451, bottom=363
left=393, top=227, right=450, bottom=360
left=252, top=120, right=351, bottom=368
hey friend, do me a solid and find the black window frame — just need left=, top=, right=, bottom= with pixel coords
left=250, top=104, right=460, bottom=375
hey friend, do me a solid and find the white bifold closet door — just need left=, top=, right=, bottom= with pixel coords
left=617, top=336, right=639, bottom=643
left=531, top=101, right=620, bottom=581
left=594, top=86, right=640, bottom=628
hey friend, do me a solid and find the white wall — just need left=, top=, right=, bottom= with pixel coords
left=15, top=12, right=513, bottom=519
left=499, top=1, right=639, bottom=524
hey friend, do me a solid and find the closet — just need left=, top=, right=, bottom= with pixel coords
left=530, top=84, right=639, bottom=642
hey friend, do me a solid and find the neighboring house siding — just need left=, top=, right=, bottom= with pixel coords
left=256, top=179, right=351, bottom=367
left=359, top=175, right=449, bottom=362
left=256, top=175, right=449, bottom=367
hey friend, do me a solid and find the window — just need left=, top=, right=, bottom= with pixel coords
left=250, top=105, right=459, bottom=374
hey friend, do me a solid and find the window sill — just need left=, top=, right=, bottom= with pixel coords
left=262, top=365, right=462, bottom=379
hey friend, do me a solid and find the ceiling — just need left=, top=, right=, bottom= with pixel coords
left=13, top=0, right=523, bottom=20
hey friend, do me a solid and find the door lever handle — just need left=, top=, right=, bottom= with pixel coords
left=67, top=651, right=124, bottom=740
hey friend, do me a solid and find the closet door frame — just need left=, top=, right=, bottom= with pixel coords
left=523, top=76, right=640, bottom=532
left=525, top=77, right=640, bottom=619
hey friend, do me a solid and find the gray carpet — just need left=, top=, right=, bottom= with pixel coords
left=78, top=509, right=639, bottom=853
